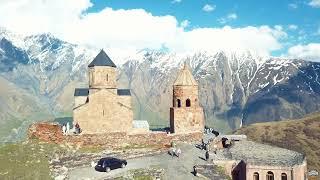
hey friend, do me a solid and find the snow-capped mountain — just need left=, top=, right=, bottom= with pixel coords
left=1, top=28, right=320, bottom=141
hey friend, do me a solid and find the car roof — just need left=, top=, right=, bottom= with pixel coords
left=99, top=157, right=122, bottom=161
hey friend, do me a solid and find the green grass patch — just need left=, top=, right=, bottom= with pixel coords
left=0, top=140, right=65, bottom=180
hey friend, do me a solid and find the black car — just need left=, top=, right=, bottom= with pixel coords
left=95, top=157, right=127, bottom=172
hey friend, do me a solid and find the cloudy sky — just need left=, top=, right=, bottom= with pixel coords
left=0, top=0, right=319, bottom=61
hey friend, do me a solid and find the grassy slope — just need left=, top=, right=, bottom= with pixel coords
left=0, top=140, right=64, bottom=180
left=235, top=112, right=320, bottom=171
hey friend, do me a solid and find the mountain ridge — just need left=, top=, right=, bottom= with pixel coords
left=1, top=28, right=320, bottom=142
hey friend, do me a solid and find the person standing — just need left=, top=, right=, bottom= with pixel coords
left=75, top=122, right=80, bottom=134
left=66, top=122, right=70, bottom=134
left=205, top=150, right=209, bottom=161
left=176, top=148, right=181, bottom=158
left=193, top=165, right=198, bottom=176
left=201, top=139, right=205, bottom=150
left=62, top=124, right=66, bottom=135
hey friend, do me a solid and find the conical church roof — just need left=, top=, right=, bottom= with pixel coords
left=88, top=49, right=117, bottom=68
left=174, top=63, right=198, bottom=86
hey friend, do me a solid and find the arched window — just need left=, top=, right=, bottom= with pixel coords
left=266, top=171, right=274, bottom=180
left=106, top=74, right=108, bottom=81
left=177, top=99, right=181, bottom=108
left=253, top=172, right=259, bottom=180
left=281, top=173, right=287, bottom=180
left=186, top=99, right=191, bottom=107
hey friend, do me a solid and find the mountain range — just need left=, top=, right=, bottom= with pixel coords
left=1, top=27, right=320, bottom=142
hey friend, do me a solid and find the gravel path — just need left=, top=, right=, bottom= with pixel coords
left=68, top=142, right=210, bottom=180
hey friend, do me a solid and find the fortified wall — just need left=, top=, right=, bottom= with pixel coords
left=28, top=122, right=202, bottom=149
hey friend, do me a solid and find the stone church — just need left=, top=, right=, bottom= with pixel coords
left=73, top=50, right=133, bottom=134
left=170, top=63, right=204, bottom=133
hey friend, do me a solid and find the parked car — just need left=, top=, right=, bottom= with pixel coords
left=95, top=157, right=127, bottom=172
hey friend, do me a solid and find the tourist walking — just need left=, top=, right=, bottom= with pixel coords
left=193, top=165, right=198, bottom=176
left=176, top=148, right=181, bottom=158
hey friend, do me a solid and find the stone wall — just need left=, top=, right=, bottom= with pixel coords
left=170, top=107, right=204, bottom=133
left=74, top=88, right=133, bottom=134
left=214, top=160, right=308, bottom=180
left=246, top=164, right=293, bottom=180
left=170, top=84, right=204, bottom=134
left=89, top=66, right=117, bottom=89
left=28, top=122, right=64, bottom=143
left=74, top=96, right=87, bottom=108
left=172, top=85, right=199, bottom=108
left=28, top=122, right=203, bottom=149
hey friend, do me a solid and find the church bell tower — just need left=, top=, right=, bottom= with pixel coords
left=88, top=49, right=117, bottom=94
left=170, top=63, right=204, bottom=134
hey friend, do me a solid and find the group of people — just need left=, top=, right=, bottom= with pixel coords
left=168, top=147, right=182, bottom=158
left=204, top=126, right=219, bottom=137
left=62, top=122, right=70, bottom=135
left=61, top=122, right=81, bottom=135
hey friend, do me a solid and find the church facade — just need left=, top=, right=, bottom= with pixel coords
left=73, top=50, right=133, bottom=134
left=170, top=63, right=205, bottom=133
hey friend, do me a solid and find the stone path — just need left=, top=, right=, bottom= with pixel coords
left=68, top=143, right=216, bottom=180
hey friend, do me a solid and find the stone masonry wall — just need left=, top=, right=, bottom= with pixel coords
left=171, top=85, right=204, bottom=134
left=74, top=88, right=133, bottom=134
left=170, top=107, right=204, bottom=133
left=28, top=122, right=203, bottom=149
left=173, top=86, right=199, bottom=108
left=89, top=66, right=117, bottom=89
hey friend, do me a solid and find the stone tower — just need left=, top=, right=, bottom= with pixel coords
left=88, top=50, right=117, bottom=94
left=170, top=63, right=204, bottom=134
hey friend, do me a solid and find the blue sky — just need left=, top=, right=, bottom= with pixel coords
left=86, top=0, right=320, bottom=56
left=88, top=0, right=319, bottom=29
left=0, top=0, right=319, bottom=61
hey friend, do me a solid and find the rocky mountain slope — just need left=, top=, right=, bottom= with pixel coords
left=1, top=28, right=320, bottom=141
left=235, top=112, right=320, bottom=171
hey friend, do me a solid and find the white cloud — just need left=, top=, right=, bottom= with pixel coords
left=274, top=25, right=283, bottom=31
left=288, top=3, right=298, bottom=9
left=287, top=43, right=320, bottom=61
left=202, top=4, right=216, bottom=12
left=218, top=13, right=238, bottom=24
left=180, top=20, right=190, bottom=28
left=309, top=0, right=320, bottom=8
left=166, top=26, right=286, bottom=56
left=171, top=0, right=182, bottom=4
left=288, top=24, right=298, bottom=30
left=0, top=0, right=287, bottom=62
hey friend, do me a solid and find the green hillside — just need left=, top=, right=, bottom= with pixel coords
left=235, top=112, right=320, bottom=171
